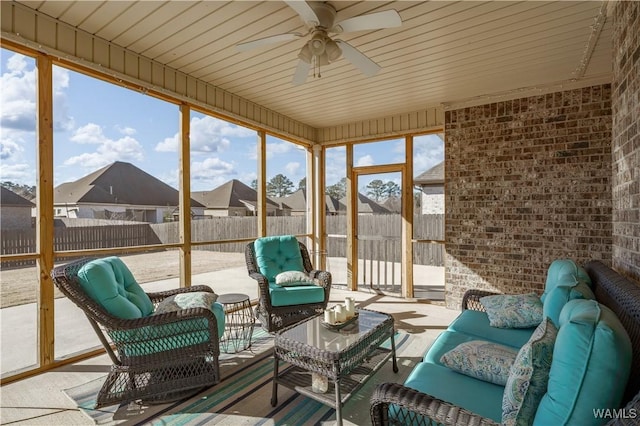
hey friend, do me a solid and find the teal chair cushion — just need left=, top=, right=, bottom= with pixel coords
left=534, top=299, right=632, bottom=426
left=268, top=282, right=325, bottom=307
left=448, top=310, right=535, bottom=349
left=540, top=259, right=592, bottom=303
left=254, top=235, right=305, bottom=282
left=77, top=256, right=154, bottom=319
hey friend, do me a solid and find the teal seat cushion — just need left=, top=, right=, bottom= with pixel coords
left=534, top=299, right=632, bottom=426
left=398, top=361, right=505, bottom=423
left=268, top=282, right=325, bottom=307
left=540, top=259, right=592, bottom=303
left=254, top=235, right=304, bottom=282
left=77, top=256, right=154, bottom=319
left=448, top=310, right=534, bottom=349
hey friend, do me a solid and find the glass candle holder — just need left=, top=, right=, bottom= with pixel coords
left=312, top=372, right=328, bottom=393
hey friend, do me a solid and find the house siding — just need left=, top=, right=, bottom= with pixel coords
left=612, top=0, right=640, bottom=283
left=0, top=206, right=32, bottom=230
left=444, top=85, right=613, bottom=308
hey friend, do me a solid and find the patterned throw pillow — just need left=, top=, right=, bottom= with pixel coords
left=440, top=340, right=519, bottom=386
left=480, top=293, right=543, bottom=328
left=274, top=270, right=316, bottom=287
left=502, top=318, right=558, bottom=426
left=154, top=291, right=218, bottom=314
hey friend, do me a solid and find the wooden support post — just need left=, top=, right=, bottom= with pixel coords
left=179, top=104, right=191, bottom=288
left=402, top=136, right=414, bottom=298
left=257, top=130, right=267, bottom=236
left=346, top=144, right=357, bottom=291
left=36, top=53, right=55, bottom=367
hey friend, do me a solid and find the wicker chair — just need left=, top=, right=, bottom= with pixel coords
left=51, top=257, right=222, bottom=408
left=245, top=238, right=331, bottom=333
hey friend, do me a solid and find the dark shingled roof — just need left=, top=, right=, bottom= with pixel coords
left=54, top=161, right=204, bottom=207
left=414, top=161, right=444, bottom=185
left=1, top=187, right=35, bottom=207
left=271, top=189, right=346, bottom=213
left=340, top=193, right=391, bottom=214
left=192, top=179, right=279, bottom=209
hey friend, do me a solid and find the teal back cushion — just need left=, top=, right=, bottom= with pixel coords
left=534, top=299, right=632, bottom=426
left=77, top=256, right=154, bottom=319
left=254, top=235, right=304, bottom=282
left=542, top=280, right=595, bottom=327
left=540, top=259, right=592, bottom=302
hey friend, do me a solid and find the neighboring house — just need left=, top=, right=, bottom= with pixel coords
left=191, top=179, right=284, bottom=217
left=340, top=193, right=391, bottom=215
left=54, top=161, right=205, bottom=223
left=271, top=189, right=345, bottom=216
left=0, top=187, right=35, bottom=230
left=414, top=161, right=444, bottom=214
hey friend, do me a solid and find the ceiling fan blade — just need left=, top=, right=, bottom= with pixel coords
left=284, top=1, right=320, bottom=26
left=236, top=32, right=302, bottom=52
left=335, top=40, right=381, bottom=77
left=292, top=59, right=311, bottom=85
left=331, top=10, right=402, bottom=33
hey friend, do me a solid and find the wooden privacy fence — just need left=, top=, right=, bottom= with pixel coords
left=1, top=214, right=444, bottom=268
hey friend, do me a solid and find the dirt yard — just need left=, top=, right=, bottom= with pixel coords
left=0, top=250, right=246, bottom=309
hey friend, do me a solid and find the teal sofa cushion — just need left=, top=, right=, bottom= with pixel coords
left=542, top=280, right=595, bottom=327
left=502, top=318, right=557, bottom=426
left=254, top=235, right=304, bottom=282
left=401, top=361, right=505, bottom=423
left=77, top=256, right=154, bottom=319
left=540, top=259, right=592, bottom=302
left=448, top=310, right=535, bottom=348
left=534, top=299, right=632, bottom=426
left=480, top=293, right=543, bottom=328
left=268, top=282, right=325, bottom=307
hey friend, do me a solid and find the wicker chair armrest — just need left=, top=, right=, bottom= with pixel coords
left=146, top=285, right=215, bottom=303
left=109, top=307, right=219, bottom=331
left=371, top=383, right=499, bottom=426
left=461, top=289, right=501, bottom=311
left=308, top=270, right=331, bottom=288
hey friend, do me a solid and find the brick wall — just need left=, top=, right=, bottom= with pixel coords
left=444, top=86, right=612, bottom=308
left=612, top=1, right=640, bottom=282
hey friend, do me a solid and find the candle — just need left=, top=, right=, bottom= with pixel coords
left=324, top=309, right=335, bottom=324
left=345, top=297, right=355, bottom=318
left=334, top=304, right=346, bottom=323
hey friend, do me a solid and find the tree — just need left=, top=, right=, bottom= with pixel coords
left=1, top=181, right=36, bottom=200
left=326, top=177, right=346, bottom=199
left=366, top=179, right=386, bottom=201
left=250, top=179, right=257, bottom=190
left=298, top=177, right=306, bottom=190
left=383, top=181, right=400, bottom=198
left=267, top=174, right=294, bottom=197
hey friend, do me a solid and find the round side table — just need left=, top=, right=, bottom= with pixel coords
left=217, top=293, right=255, bottom=353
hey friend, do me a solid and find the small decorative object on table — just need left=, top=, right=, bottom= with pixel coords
left=312, top=372, right=329, bottom=393
left=321, top=310, right=359, bottom=330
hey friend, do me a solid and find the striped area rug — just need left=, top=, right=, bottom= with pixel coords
left=65, top=329, right=424, bottom=426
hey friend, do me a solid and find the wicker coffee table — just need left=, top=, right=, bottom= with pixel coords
left=271, top=308, right=398, bottom=426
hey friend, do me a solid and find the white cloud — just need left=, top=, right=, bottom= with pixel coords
left=118, top=126, right=137, bottom=136
left=64, top=123, right=144, bottom=169
left=156, top=115, right=254, bottom=153
left=356, top=154, right=374, bottom=167
left=285, top=161, right=300, bottom=176
left=413, top=134, right=444, bottom=175
left=0, top=162, right=33, bottom=183
left=191, top=157, right=236, bottom=187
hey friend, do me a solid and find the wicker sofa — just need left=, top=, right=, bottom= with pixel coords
left=371, top=260, right=640, bottom=425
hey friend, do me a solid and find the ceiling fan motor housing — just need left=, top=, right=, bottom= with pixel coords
left=308, top=1, right=338, bottom=29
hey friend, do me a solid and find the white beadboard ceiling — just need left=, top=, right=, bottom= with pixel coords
left=14, top=1, right=612, bottom=129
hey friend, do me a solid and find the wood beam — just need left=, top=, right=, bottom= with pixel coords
left=402, top=136, right=414, bottom=298
left=346, top=144, right=357, bottom=291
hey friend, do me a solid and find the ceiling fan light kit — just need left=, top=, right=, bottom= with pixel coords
left=236, top=1, right=402, bottom=85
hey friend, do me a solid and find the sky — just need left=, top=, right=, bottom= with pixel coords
left=0, top=49, right=444, bottom=194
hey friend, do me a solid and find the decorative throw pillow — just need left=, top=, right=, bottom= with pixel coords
left=480, top=293, right=543, bottom=328
left=154, top=291, right=218, bottom=314
left=502, top=318, right=558, bottom=426
left=440, top=340, right=519, bottom=386
left=274, top=270, right=316, bottom=287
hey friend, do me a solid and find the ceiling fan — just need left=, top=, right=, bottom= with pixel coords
left=236, top=1, right=402, bottom=85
